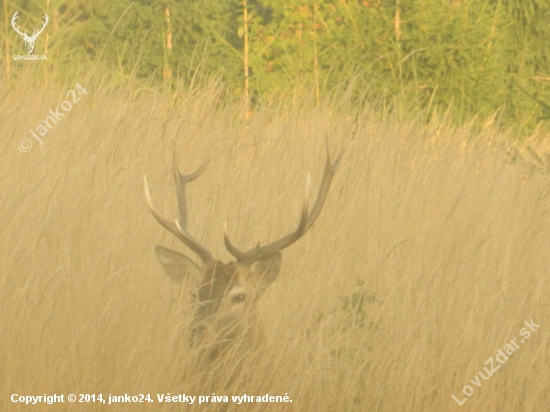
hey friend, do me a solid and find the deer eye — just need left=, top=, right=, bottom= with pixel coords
left=231, top=293, right=246, bottom=304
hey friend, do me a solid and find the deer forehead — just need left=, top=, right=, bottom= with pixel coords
left=198, top=261, right=252, bottom=299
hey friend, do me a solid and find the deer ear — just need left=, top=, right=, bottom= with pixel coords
left=154, top=245, right=202, bottom=285
left=252, top=251, right=282, bottom=292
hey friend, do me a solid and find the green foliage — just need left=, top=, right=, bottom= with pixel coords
left=310, top=279, right=376, bottom=393
left=338, top=279, right=377, bottom=331
left=314, top=279, right=379, bottom=333
left=2, top=0, right=550, bottom=133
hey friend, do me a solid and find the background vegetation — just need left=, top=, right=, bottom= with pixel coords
left=1, top=1, right=550, bottom=411
left=1, top=0, right=550, bottom=132
left=1, top=69, right=549, bottom=411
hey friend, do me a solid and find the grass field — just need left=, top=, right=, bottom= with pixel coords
left=1, top=74, right=549, bottom=411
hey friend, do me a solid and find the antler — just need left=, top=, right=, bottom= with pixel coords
left=32, top=13, right=49, bottom=39
left=144, top=157, right=214, bottom=263
left=11, top=11, right=48, bottom=39
left=224, top=145, right=342, bottom=263
left=11, top=11, right=26, bottom=37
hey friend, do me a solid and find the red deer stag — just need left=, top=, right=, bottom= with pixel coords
left=144, top=147, right=341, bottom=363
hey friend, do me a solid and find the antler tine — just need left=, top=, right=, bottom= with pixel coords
left=11, top=11, right=26, bottom=36
left=173, top=154, right=209, bottom=230
left=144, top=168, right=214, bottom=263
left=35, top=13, right=49, bottom=36
left=224, top=188, right=309, bottom=263
left=224, top=145, right=342, bottom=263
left=304, top=143, right=342, bottom=232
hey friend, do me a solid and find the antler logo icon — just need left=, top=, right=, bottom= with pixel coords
left=11, top=11, right=49, bottom=54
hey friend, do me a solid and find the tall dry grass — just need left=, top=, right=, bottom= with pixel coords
left=1, top=73, right=549, bottom=411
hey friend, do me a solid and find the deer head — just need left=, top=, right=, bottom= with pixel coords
left=144, top=147, right=341, bottom=360
left=11, top=11, right=49, bottom=54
